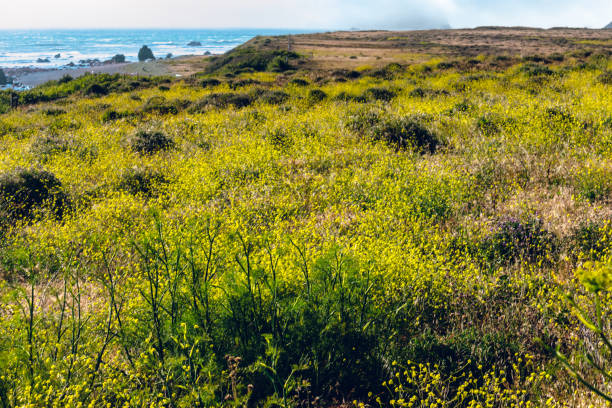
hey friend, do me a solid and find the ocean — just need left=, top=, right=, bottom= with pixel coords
left=0, top=29, right=312, bottom=69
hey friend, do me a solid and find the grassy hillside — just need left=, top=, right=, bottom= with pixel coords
left=0, top=32, right=611, bottom=407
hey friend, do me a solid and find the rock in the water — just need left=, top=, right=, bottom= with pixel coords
left=188, top=41, right=202, bottom=46
left=37, top=58, right=50, bottom=63
left=138, top=45, right=155, bottom=61
left=54, top=53, right=61, bottom=58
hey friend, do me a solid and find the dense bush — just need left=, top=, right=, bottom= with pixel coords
left=205, top=47, right=299, bottom=74
left=130, top=130, right=175, bottom=154
left=519, top=63, right=554, bottom=77
left=290, top=78, right=309, bottom=86
left=363, top=87, right=396, bottom=102
left=306, top=89, right=327, bottom=104
left=598, top=71, right=612, bottom=85
left=0, top=168, right=68, bottom=221
left=201, top=78, right=221, bottom=88
left=141, top=96, right=180, bottom=115
left=101, top=109, right=131, bottom=122
left=0, top=68, right=7, bottom=85
left=29, top=135, right=73, bottom=160
left=267, top=55, right=292, bottom=72
left=483, top=216, right=557, bottom=266
left=118, top=167, right=168, bottom=197
left=190, top=93, right=253, bottom=112
left=255, top=90, right=290, bottom=105
left=370, top=116, right=440, bottom=153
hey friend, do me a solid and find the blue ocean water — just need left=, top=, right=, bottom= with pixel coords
left=0, top=29, right=311, bottom=68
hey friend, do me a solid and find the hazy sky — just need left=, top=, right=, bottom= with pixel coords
left=2, top=0, right=611, bottom=29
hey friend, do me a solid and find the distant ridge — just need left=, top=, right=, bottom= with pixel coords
left=605, top=21, right=612, bottom=29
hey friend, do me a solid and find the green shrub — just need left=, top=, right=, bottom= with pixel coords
left=205, top=47, right=299, bottom=74
left=141, top=96, right=180, bottom=115
left=306, top=89, right=327, bottom=104
left=189, top=93, right=253, bottom=112
left=138, top=45, right=155, bottom=61
left=256, top=90, right=290, bottom=105
left=101, top=109, right=131, bottom=122
left=484, top=216, right=557, bottom=266
left=370, top=116, right=440, bottom=153
left=290, top=78, right=309, bottom=86
left=570, top=221, right=611, bottom=261
left=575, top=166, right=612, bottom=202
left=267, top=55, right=292, bottom=72
left=30, top=135, right=73, bottom=160
left=344, top=108, right=382, bottom=133
left=519, top=63, right=554, bottom=77
left=598, top=71, right=612, bottom=85
left=201, top=78, right=221, bottom=88
left=118, top=167, right=168, bottom=197
left=0, top=68, right=7, bottom=85
left=363, top=87, right=396, bottom=102
left=476, top=114, right=501, bottom=135
left=334, top=91, right=367, bottom=103
left=84, top=83, right=108, bottom=96
left=0, top=168, right=68, bottom=221
left=130, top=130, right=175, bottom=155
left=58, top=74, right=73, bottom=84
left=41, top=108, right=66, bottom=116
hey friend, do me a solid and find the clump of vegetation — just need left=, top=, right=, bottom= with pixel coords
left=110, top=54, right=126, bottom=63
left=484, top=216, right=557, bottom=266
left=519, top=63, right=554, bottom=77
left=306, top=89, right=327, bottom=104
left=205, top=47, right=299, bottom=74
left=370, top=116, right=440, bottom=153
left=101, top=109, right=131, bottom=122
left=130, top=130, right=175, bottom=154
left=200, top=78, right=221, bottom=88
left=290, top=78, right=309, bottom=86
left=255, top=89, right=290, bottom=105
left=138, top=45, right=155, bottom=61
left=575, top=165, right=612, bottom=202
left=141, top=96, right=181, bottom=115
left=476, top=114, right=502, bottom=135
left=363, top=87, right=396, bottom=102
left=598, top=71, right=612, bottom=85
left=0, top=68, right=7, bottom=85
left=118, top=167, right=168, bottom=197
left=29, top=134, right=74, bottom=160
left=0, top=168, right=68, bottom=221
left=190, top=92, right=253, bottom=112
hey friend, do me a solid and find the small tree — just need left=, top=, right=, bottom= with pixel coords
left=0, top=68, right=7, bottom=85
left=138, top=46, right=155, bottom=62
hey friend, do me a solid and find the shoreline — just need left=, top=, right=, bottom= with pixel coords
left=3, top=55, right=204, bottom=88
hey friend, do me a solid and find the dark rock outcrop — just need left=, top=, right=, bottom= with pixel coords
left=188, top=41, right=202, bottom=46
left=605, top=21, right=612, bottom=29
left=138, top=45, right=155, bottom=61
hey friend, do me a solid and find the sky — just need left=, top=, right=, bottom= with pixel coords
left=2, top=0, right=611, bottom=30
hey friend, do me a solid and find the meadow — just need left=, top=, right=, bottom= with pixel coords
left=0, top=39, right=610, bottom=407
